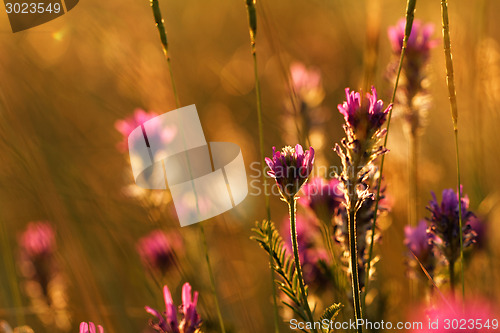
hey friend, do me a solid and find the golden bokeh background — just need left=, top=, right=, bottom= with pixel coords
left=1, top=0, right=500, bottom=332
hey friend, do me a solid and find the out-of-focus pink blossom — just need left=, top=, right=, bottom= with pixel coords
left=410, top=295, right=498, bottom=332
left=299, top=177, right=343, bottom=224
left=115, top=109, right=177, bottom=152
left=388, top=19, right=437, bottom=59
left=20, top=222, right=55, bottom=258
left=80, top=322, right=104, bottom=333
left=290, top=62, right=324, bottom=107
left=136, top=230, right=183, bottom=274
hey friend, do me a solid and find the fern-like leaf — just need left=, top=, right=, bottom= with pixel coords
left=251, top=220, right=311, bottom=322
left=319, top=303, right=342, bottom=333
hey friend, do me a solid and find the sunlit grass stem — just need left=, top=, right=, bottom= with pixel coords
left=346, top=191, right=363, bottom=333
left=0, top=219, right=25, bottom=326
left=409, top=132, right=418, bottom=299
left=441, top=0, right=465, bottom=301
left=288, top=198, right=317, bottom=333
left=409, top=134, right=418, bottom=228
left=245, top=1, right=280, bottom=331
left=449, top=258, right=455, bottom=295
left=364, top=0, right=417, bottom=310
left=149, top=1, right=226, bottom=331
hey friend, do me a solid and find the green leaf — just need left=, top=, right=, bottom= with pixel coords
left=319, top=303, right=343, bottom=333
left=251, top=220, right=310, bottom=320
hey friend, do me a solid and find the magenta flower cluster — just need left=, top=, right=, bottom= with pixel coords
left=427, top=187, right=477, bottom=265
left=20, top=221, right=56, bottom=259
left=145, top=283, right=201, bottom=333
left=266, top=144, right=315, bottom=201
left=80, top=322, right=104, bottom=333
left=136, top=230, right=182, bottom=275
left=299, top=177, right=343, bottom=224
left=388, top=19, right=436, bottom=59
left=337, top=87, right=391, bottom=135
left=404, top=220, right=435, bottom=277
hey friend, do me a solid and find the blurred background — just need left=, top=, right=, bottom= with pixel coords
left=1, top=0, right=500, bottom=332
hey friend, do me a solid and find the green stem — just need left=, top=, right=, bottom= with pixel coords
left=364, top=0, right=416, bottom=309
left=441, top=0, right=465, bottom=302
left=149, top=1, right=226, bottom=329
left=409, top=132, right=418, bottom=299
left=449, top=258, right=455, bottom=296
left=200, top=226, right=226, bottom=333
left=409, top=133, right=418, bottom=228
left=246, top=0, right=280, bottom=331
left=347, top=184, right=363, bottom=333
left=454, top=129, right=465, bottom=300
left=0, top=219, right=25, bottom=326
left=288, top=198, right=317, bottom=333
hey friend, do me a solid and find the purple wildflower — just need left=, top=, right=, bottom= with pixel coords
left=265, top=144, right=315, bottom=201
left=282, top=62, right=326, bottom=145
left=115, top=109, right=177, bottom=152
left=20, top=222, right=55, bottom=259
left=337, top=87, right=391, bottom=136
left=136, top=230, right=182, bottom=275
left=427, top=187, right=476, bottom=265
left=80, top=322, right=104, bottom=333
left=467, top=216, right=486, bottom=250
left=387, top=19, right=437, bottom=137
left=334, top=167, right=389, bottom=290
left=18, top=222, right=70, bottom=330
left=179, top=283, right=201, bottom=333
left=281, top=214, right=329, bottom=287
left=290, top=62, right=325, bottom=108
left=145, top=283, right=201, bottom=333
left=19, top=222, right=57, bottom=295
left=388, top=19, right=436, bottom=59
left=299, top=177, right=344, bottom=224
left=404, top=220, right=435, bottom=277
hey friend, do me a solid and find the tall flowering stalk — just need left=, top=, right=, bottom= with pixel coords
left=147, top=2, right=225, bottom=331
left=285, top=63, right=326, bottom=146
left=365, top=0, right=417, bottom=307
left=387, top=18, right=436, bottom=229
left=280, top=214, right=330, bottom=289
left=244, top=0, right=280, bottom=330
left=427, top=188, right=476, bottom=292
left=335, top=87, right=392, bottom=331
left=404, top=187, right=480, bottom=294
left=334, top=166, right=388, bottom=292
left=266, top=144, right=317, bottom=331
left=18, top=222, right=71, bottom=331
left=145, top=283, right=202, bottom=333
left=440, top=0, right=465, bottom=301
